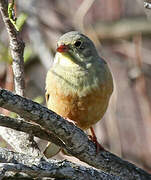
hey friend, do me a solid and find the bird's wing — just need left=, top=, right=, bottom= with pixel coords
left=44, top=78, right=61, bottom=158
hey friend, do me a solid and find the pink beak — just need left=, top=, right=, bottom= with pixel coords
left=56, top=44, right=69, bottom=53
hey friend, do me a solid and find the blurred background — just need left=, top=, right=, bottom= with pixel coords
left=0, top=0, right=151, bottom=173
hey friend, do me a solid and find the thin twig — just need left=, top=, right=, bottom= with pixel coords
left=0, top=88, right=151, bottom=180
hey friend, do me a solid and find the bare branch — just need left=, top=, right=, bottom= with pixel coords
left=0, top=0, right=25, bottom=95
left=0, top=0, right=41, bottom=157
left=0, top=148, right=121, bottom=180
left=144, top=2, right=151, bottom=9
left=0, top=88, right=151, bottom=179
left=0, top=114, right=65, bottom=148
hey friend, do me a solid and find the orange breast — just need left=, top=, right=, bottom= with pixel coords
left=46, top=75, right=113, bottom=130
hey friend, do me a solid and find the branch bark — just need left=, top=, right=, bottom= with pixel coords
left=0, top=0, right=41, bottom=157
left=0, top=88, right=151, bottom=180
left=0, top=0, right=25, bottom=95
left=0, top=147, right=121, bottom=180
left=0, top=114, right=65, bottom=148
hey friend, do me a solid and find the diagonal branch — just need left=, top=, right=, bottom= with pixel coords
left=0, top=147, right=121, bottom=180
left=0, top=114, right=65, bottom=148
left=0, top=88, right=151, bottom=179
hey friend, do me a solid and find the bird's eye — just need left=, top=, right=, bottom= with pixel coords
left=74, top=40, right=82, bottom=47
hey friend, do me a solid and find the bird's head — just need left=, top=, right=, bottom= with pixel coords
left=55, top=31, right=99, bottom=67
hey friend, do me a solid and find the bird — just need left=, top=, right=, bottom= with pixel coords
left=44, top=31, right=113, bottom=158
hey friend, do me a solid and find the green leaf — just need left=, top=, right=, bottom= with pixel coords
left=16, top=13, right=28, bottom=31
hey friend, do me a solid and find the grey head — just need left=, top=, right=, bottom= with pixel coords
left=56, top=31, right=99, bottom=64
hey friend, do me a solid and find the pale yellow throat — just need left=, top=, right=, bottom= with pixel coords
left=54, top=52, right=77, bottom=67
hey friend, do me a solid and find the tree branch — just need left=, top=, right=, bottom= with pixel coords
left=0, top=0, right=41, bottom=157
left=144, top=2, right=151, bottom=9
left=0, top=0, right=25, bottom=95
left=0, top=88, right=151, bottom=179
left=0, top=147, right=121, bottom=180
left=0, top=114, right=65, bottom=148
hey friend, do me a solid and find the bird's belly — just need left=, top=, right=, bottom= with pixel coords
left=47, top=83, right=110, bottom=130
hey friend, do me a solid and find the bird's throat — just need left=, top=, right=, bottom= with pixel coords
left=54, top=52, right=77, bottom=67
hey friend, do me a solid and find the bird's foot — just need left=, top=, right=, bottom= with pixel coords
left=89, top=127, right=105, bottom=152
left=89, top=134, right=105, bottom=152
